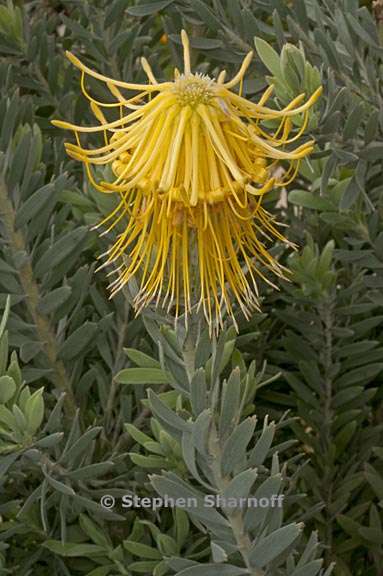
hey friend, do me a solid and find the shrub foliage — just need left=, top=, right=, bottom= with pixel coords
left=0, top=1, right=382, bottom=575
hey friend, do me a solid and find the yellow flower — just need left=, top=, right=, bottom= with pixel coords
left=53, top=31, right=322, bottom=333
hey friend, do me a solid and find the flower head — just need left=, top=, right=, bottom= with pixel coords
left=53, top=31, right=322, bottom=333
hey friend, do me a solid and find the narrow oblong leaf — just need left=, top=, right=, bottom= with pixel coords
left=124, top=348, right=160, bottom=369
left=249, top=523, right=302, bottom=568
left=289, top=190, right=333, bottom=211
left=148, top=389, right=189, bottom=433
left=0, top=375, right=16, bottom=403
left=124, top=540, right=161, bottom=559
left=190, top=368, right=207, bottom=416
left=254, top=37, right=281, bottom=78
left=0, top=295, right=11, bottom=340
left=222, top=468, right=258, bottom=502
left=37, top=286, right=72, bottom=315
left=291, top=559, right=323, bottom=576
left=177, top=564, right=249, bottom=576
left=150, top=473, right=228, bottom=528
left=249, top=420, right=275, bottom=467
left=59, top=322, right=98, bottom=361
left=219, top=368, right=241, bottom=438
left=24, top=387, right=44, bottom=434
left=42, top=541, right=106, bottom=557
left=60, top=427, right=102, bottom=464
left=66, top=462, right=114, bottom=481
left=127, top=0, right=175, bottom=16
left=15, top=182, right=55, bottom=228
left=115, top=367, right=169, bottom=385
left=34, top=227, right=88, bottom=278
left=221, top=416, right=257, bottom=476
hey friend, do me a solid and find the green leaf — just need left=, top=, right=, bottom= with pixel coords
left=254, top=37, right=281, bottom=78
left=211, top=541, right=228, bottom=563
left=336, top=514, right=364, bottom=538
left=6, top=354, right=22, bottom=388
left=0, top=452, right=19, bottom=478
left=37, top=286, right=72, bottom=315
left=129, top=453, right=168, bottom=468
left=150, top=473, right=228, bottom=527
left=350, top=316, right=383, bottom=337
left=222, top=468, right=258, bottom=502
left=43, top=541, right=106, bottom=557
left=87, top=567, right=114, bottom=576
left=0, top=375, right=16, bottom=403
left=359, top=142, right=383, bottom=161
left=153, top=561, right=169, bottom=576
left=0, top=295, right=11, bottom=340
left=345, top=12, right=382, bottom=50
left=332, top=387, right=363, bottom=408
left=221, top=416, right=257, bottom=476
left=244, top=474, right=283, bottom=530
left=66, top=462, right=114, bottom=480
left=115, top=367, right=169, bottom=385
left=365, top=467, right=383, bottom=501
left=175, top=507, right=189, bottom=547
left=291, top=560, right=323, bottom=576
left=296, top=532, right=319, bottom=568
left=249, top=523, right=302, bottom=568
left=358, top=527, right=383, bottom=544
left=124, top=348, right=160, bottom=369
left=59, top=322, right=99, bottom=361
left=285, top=372, right=317, bottom=408
left=177, top=565, right=248, bottom=576
left=343, top=102, right=364, bottom=140
left=190, top=368, right=207, bottom=416
left=43, top=473, right=76, bottom=496
left=339, top=178, right=360, bottom=211
left=336, top=363, right=383, bottom=388
left=0, top=405, right=16, bottom=429
left=335, top=421, right=357, bottom=456
left=34, top=227, right=88, bottom=278
left=15, top=182, right=57, bottom=228
left=188, top=37, right=222, bottom=50
left=219, top=367, right=241, bottom=438
left=129, top=562, right=161, bottom=573
left=318, top=240, right=335, bottom=274
left=126, top=0, right=175, bottom=16
left=191, top=409, right=211, bottom=458
left=79, top=514, right=111, bottom=548
left=249, top=420, right=275, bottom=467
left=24, top=387, right=44, bottom=434
left=35, top=432, right=64, bottom=449
left=148, top=389, right=189, bottom=433
left=181, top=430, right=211, bottom=489
left=13, top=404, right=27, bottom=431
left=187, top=0, right=222, bottom=31
left=20, top=341, right=43, bottom=363
left=288, top=190, right=333, bottom=210
left=123, top=540, right=162, bottom=559
left=156, top=533, right=178, bottom=556
left=60, top=427, right=102, bottom=464
left=125, top=423, right=153, bottom=446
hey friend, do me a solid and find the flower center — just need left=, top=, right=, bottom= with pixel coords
left=174, top=73, right=215, bottom=106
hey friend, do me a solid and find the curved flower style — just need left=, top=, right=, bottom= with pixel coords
left=53, top=31, right=322, bottom=332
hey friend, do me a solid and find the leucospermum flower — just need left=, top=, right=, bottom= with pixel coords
left=53, top=31, right=322, bottom=333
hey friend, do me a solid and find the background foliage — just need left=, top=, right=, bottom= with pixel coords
left=0, top=0, right=382, bottom=575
